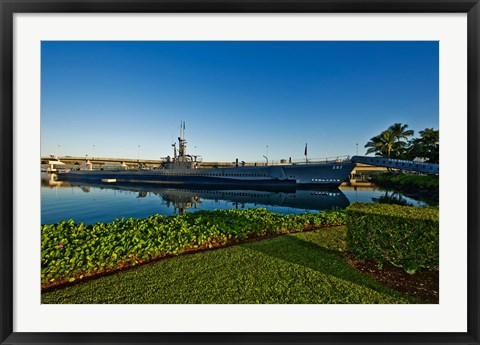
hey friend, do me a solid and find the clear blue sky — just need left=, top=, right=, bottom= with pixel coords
left=41, top=41, right=438, bottom=163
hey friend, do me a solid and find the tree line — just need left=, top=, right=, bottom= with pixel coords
left=364, top=123, right=439, bottom=164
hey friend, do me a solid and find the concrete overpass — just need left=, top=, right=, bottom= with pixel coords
left=41, top=155, right=165, bottom=170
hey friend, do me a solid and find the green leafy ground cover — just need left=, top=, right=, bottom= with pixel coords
left=42, top=227, right=419, bottom=304
left=41, top=209, right=346, bottom=288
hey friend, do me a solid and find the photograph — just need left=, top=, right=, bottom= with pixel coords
left=1, top=2, right=478, bottom=344
left=40, top=40, right=440, bottom=304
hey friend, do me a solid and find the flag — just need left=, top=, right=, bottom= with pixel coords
left=304, top=143, right=308, bottom=156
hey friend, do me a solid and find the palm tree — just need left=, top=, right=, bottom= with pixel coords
left=365, top=130, right=397, bottom=158
left=388, top=123, right=414, bottom=158
left=388, top=123, right=414, bottom=141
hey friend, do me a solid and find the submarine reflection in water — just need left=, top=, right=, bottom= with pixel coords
left=65, top=181, right=351, bottom=215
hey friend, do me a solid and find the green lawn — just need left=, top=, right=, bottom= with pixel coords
left=41, top=227, right=419, bottom=304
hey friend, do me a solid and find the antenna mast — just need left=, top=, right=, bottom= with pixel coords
left=178, top=121, right=187, bottom=158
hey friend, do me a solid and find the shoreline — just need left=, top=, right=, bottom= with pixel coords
left=371, top=174, right=439, bottom=204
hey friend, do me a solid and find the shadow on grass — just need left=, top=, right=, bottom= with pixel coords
left=244, top=233, right=398, bottom=295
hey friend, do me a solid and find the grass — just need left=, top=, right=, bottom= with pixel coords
left=42, top=226, right=420, bottom=304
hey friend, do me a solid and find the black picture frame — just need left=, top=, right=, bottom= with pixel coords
left=1, top=1, right=479, bottom=344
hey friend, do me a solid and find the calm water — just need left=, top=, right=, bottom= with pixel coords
left=41, top=176, right=429, bottom=225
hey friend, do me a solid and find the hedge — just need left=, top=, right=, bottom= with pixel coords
left=41, top=208, right=347, bottom=288
left=345, top=203, right=439, bottom=273
left=373, top=173, right=439, bottom=188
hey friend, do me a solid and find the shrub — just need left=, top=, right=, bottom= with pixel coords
left=41, top=208, right=346, bottom=286
left=373, top=173, right=439, bottom=188
left=345, top=203, right=439, bottom=273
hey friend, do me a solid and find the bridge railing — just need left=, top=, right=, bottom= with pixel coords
left=289, top=155, right=351, bottom=165
left=204, top=155, right=352, bottom=167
